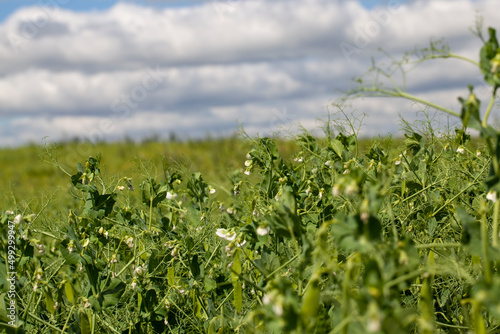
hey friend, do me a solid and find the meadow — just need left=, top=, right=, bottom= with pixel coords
left=1, top=26, right=500, bottom=333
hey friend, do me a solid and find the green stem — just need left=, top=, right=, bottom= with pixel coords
left=361, top=88, right=460, bottom=118
left=27, top=312, right=65, bottom=333
left=447, top=53, right=480, bottom=67
left=149, top=197, right=153, bottom=230
left=493, top=200, right=500, bottom=247
left=116, top=249, right=149, bottom=277
left=482, top=86, right=498, bottom=127
left=61, top=305, right=76, bottom=333
left=415, top=243, right=462, bottom=249
left=481, top=202, right=493, bottom=285
left=432, top=181, right=479, bottom=217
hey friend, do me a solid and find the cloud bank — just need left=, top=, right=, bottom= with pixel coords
left=0, top=0, right=499, bottom=146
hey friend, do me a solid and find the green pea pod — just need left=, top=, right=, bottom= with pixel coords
left=301, top=275, right=320, bottom=324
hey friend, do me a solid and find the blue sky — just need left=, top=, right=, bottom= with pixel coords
left=0, top=0, right=198, bottom=22
left=0, top=0, right=498, bottom=146
left=0, top=0, right=381, bottom=23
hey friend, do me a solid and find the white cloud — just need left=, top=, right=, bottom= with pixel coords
left=0, top=0, right=499, bottom=146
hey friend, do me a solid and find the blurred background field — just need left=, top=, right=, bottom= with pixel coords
left=0, top=137, right=302, bottom=214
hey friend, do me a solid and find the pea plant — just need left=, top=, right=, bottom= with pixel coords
left=1, top=26, right=500, bottom=334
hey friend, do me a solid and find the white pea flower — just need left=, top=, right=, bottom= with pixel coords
left=131, top=280, right=137, bottom=290
left=225, top=245, right=233, bottom=256
left=325, top=160, right=332, bottom=168
left=14, top=214, right=23, bottom=225
left=273, top=303, right=284, bottom=316
left=37, top=243, right=45, bottom=255
left=456, top=147, right=465, bottom=154
left=6, top=210, right=14, bottom=215
left=487, top=190, right=498, bottom=203
left=245, top=160, right=252, bottom=167
left=125, top=237, right=134, bottom=248
left=84, top=299, right=91, bottom=308
left=209, top=187, right=216, bottom=194
left=166, top=191, right=177, bottom=200
left=476, top=150, right=482, bottom=157
left=216, top=228, right=236, bottom=241
left=134, top=266, right=145, bottom=276
left=117, top=186, right=125, bottom=191
left=262, top=294, right=272, bottom=305
left=332, top=184, right=341, bottom=197
left=256, top=225, right=270, bottom=236
left=244, top=169, right=251, bottom=175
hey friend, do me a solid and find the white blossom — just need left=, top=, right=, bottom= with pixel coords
left=13, top=214, right=23, bottom=225
left=126, top=237, right=134, bottom=248
left=487, top=190, right=498, bottom=203
left=256, top=225, right=270, bottom=236
left=134, top=266, right=145, bottom=276
left=456, top=147, right=465, bottom=154
left=216, top=228, right=236, bottom=241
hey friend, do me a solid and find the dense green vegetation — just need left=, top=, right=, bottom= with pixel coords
left=1, top=25, right=500, bottom=333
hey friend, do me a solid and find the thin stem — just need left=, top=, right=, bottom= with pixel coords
left=27, top=312, right=65, bottom=333
left=481, top=86, right=498, bottom=127
left=359, top=88, right=460, bottom=118
left=481, top=202, right=493, bottom=285
left=447, top=53, right=480, bottom=67
left=493, top=200, right=500, bottom=247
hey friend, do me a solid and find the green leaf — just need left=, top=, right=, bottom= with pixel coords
left=143, top=289, right=158, bottom=314
left=458, top=85, right=481, bottom=131
left=204, top=277, right=217, bottom=292
left=190, top=254, right=201, bottom=280
left=330, top=139, right=344, bottom=160
left=480, top=27, right=500, bottom=87
left=101, top=279, right=126, bottom=309
left=457, top=207, right=482, bottom=256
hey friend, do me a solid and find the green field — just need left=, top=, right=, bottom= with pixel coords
left=2, top=26, right=500, bottom=334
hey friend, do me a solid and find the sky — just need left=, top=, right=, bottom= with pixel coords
left=0, top=0, right=499, bottom=147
